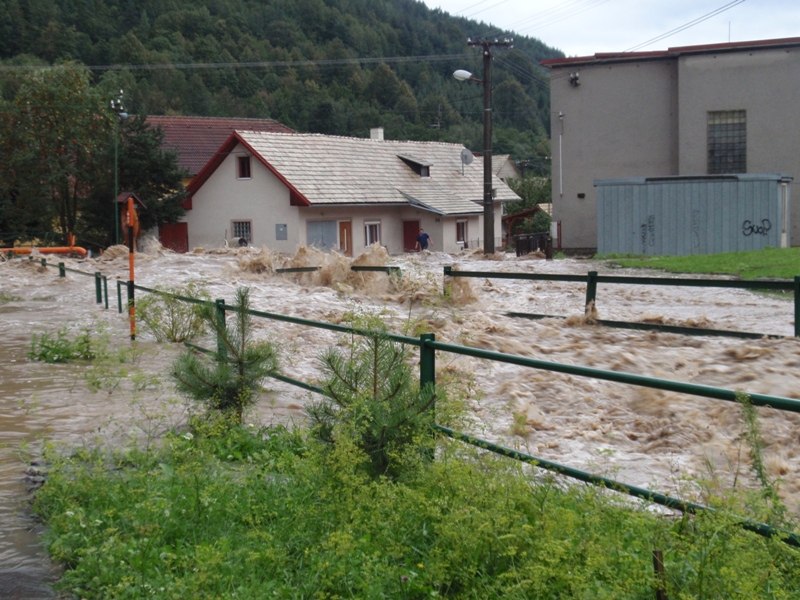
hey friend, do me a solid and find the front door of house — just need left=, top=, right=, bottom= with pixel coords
left=339, top=221, right=352, bottom=256
left=403, top=220, right=420, bottom=252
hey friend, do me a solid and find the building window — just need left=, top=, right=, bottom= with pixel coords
left=364, top=221, right=381, bottom=246
left=456, top=219, right=468, bottom=244
left=708, top=110, right=746, bottom=174
left=237, top=155, right=251, bottom=179
left=232, top=220, right=252, bottom=244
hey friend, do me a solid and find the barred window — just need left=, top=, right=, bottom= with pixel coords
left=708, top=110, right=746, bottom=174
left=232, top=220, right=252, bottom=242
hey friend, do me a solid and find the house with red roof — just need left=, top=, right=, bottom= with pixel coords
left=542, top=37, right=800, bottom=252
left=146, top=116, right=294, bottom=252
left=181, top=128, right=518, bottom=255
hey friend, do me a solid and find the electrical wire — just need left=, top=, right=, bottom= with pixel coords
left=0, top=53, right=472, bottom=72
left=625, top=0, right=746, bottom=52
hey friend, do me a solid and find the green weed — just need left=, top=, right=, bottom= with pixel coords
left=136, top=282, right=209, bottom=343
left=29, top=327, right=99, bottom=363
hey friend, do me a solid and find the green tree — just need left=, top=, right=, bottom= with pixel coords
left=172, top=288, right=279, bottom=425
left=82, top=114, right=188, bottom=246
left=0, top=67, right=109, bottom=240
left=306, top=315, right=436, bottom=479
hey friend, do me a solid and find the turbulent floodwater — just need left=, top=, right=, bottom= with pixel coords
left=1, top=243, right=799, bottom=595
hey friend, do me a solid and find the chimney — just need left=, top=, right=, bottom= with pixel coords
left=370, top=127, right=384, bottom=141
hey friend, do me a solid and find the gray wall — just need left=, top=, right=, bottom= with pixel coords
left=550, top=59, right=679, bottom=249
left=676, top=48, right=800, bottom=244
left=549, top=44, right=800, bottom=251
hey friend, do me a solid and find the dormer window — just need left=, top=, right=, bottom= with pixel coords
left=237, top=155, right=251, bottom=179
left=397, top=154, right=432, bottom=178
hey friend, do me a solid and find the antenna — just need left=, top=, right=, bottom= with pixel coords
left=461, top=148, right=473, bottom=176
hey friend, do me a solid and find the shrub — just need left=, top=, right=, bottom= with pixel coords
left=305, top=313, right=436, bottom=479
left=136, top=283, right=209, bottom=343
left=171, top=287, right=278, bottom=425
left=29, top=327, right=98, bottom=363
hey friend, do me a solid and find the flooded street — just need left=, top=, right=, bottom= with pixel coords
left=1, top=245, right=799, bottom=596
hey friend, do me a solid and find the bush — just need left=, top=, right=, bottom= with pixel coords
left=305, top=313, right=436, bottom=479
left=29, top=327, right=99, bottom=363
left=136, top=283, right=209, bottom=343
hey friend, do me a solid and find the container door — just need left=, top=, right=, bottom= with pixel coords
left=307, top=220, right=337, bottom=251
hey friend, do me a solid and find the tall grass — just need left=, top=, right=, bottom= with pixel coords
left=34, top=425, right=800, bottom=599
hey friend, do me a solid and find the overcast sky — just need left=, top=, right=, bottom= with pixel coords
left=422, top=0, right=800, bottom=57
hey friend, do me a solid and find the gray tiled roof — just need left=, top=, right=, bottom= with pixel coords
left=237, top=132, right=519, bottom=215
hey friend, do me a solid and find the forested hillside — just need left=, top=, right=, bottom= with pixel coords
left=0, top=0, right=561, bottom=162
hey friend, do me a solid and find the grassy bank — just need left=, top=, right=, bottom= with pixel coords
left=601, top=247, right=800, bottom=280
left=35, top=425, right=800, bottom=599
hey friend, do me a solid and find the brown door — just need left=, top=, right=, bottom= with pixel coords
left=158, top=222, right=189, bottom=253
left=338, top=221, right=352, bottom=256
left=403, top=220, right=420, bottom=252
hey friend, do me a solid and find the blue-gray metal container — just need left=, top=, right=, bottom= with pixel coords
left=595, top=174, right=792, bottom=256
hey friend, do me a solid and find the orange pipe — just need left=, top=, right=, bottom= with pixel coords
left=0, top=246, right=88, bottom=257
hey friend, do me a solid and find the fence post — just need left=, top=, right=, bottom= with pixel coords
left=215, top=299, right=227, bottom=358
left=795, top=276, right=800, bottom=338
left=125, top=281, right=135, bottom=340
left=585, top=271, right=598, bottom=316
left=40, top=258, right=47, bottom=267
left=652, top=550, right=667, bottom=600
left=443, top=265, right=452, bottom=296
left=117, top=280, right=123, bottom=314
left=420, top=333, right=436, bottom=415
left=103, top=276, right=109, bottom=310
left=94, top=272, right=102, bottom=303
left=58, top=262, right=65, bottom=277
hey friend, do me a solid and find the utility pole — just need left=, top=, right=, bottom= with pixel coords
left=468, top=38, right=512, bottom=254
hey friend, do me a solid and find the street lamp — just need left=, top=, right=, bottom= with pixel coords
left=454, top=38, right=512, bottom=254
left=110, top=90, right=128, bottom=246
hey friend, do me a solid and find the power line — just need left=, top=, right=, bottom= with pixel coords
left=625, top=0, right=746, bottom=52
left=0, top=54, right=472, bottom=73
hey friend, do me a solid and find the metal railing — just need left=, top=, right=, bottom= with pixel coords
left=30, top=258, right=800, bottom=547
left=275, top=265, right=402, bottom=276
left=21, top=256, right=110, bottom=309
left=444, top=266, right=800, bottom=339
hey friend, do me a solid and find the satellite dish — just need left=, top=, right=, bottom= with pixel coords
left=460, top=148, right=474, bottom=176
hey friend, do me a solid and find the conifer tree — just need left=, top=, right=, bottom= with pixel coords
left=172, top=288, right=278, bottom=425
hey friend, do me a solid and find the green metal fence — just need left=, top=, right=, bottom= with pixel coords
left=26, top=257, right=800, bottom=547
left=21, top=256, right=110, bottom=309
left=444, top=266, right=800, bottom=339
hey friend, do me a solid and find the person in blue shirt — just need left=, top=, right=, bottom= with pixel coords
left=415, top=228, right=432, bottom=251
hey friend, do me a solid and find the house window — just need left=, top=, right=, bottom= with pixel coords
left=364, top=221, right=381, bottom=246
left=456, top=219, right=467, bottom=244
left=708, top=110, right=746, bottom=174
left=237, top=155, right=252, bottom=179
left=232, top=220, right=252, bottom=243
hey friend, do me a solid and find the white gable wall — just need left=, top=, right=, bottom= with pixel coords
left=186, top=143, right=301, bottom=251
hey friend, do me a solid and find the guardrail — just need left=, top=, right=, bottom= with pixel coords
left=444, top=266, right=800, bottom=339
left=275, top=265, right=402, bottom=276
left=22, top=256, right=109, bottom=309
left=28, top=258, right=800, bottom=547
left=120, top=284, right=800, bottom=547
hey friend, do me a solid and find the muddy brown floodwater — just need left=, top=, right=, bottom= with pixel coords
left=1, top=244, right=799, bottom=597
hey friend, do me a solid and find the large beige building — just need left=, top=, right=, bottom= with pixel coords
left=542, top=37, right=800, bottom=252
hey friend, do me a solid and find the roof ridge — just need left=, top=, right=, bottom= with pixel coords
left=237, top=130, right=466, bottom=148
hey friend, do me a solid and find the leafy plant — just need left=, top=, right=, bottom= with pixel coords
left=171, top=287, right=278, bottom=425
left=306, top=312, right=436, bottom=479
left=29, top=327, right=98, bottom=363
left=136, top=283, right=209, bottom=342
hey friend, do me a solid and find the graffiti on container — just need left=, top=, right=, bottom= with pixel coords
left=742, top=219, right=772, bottom=237
left=692, top=209, right=702, bottom=249
left=640, top=215, right=656, bottom=253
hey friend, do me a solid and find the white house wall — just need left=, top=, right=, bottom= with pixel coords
left=186, top=142, right=301, bottom=251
